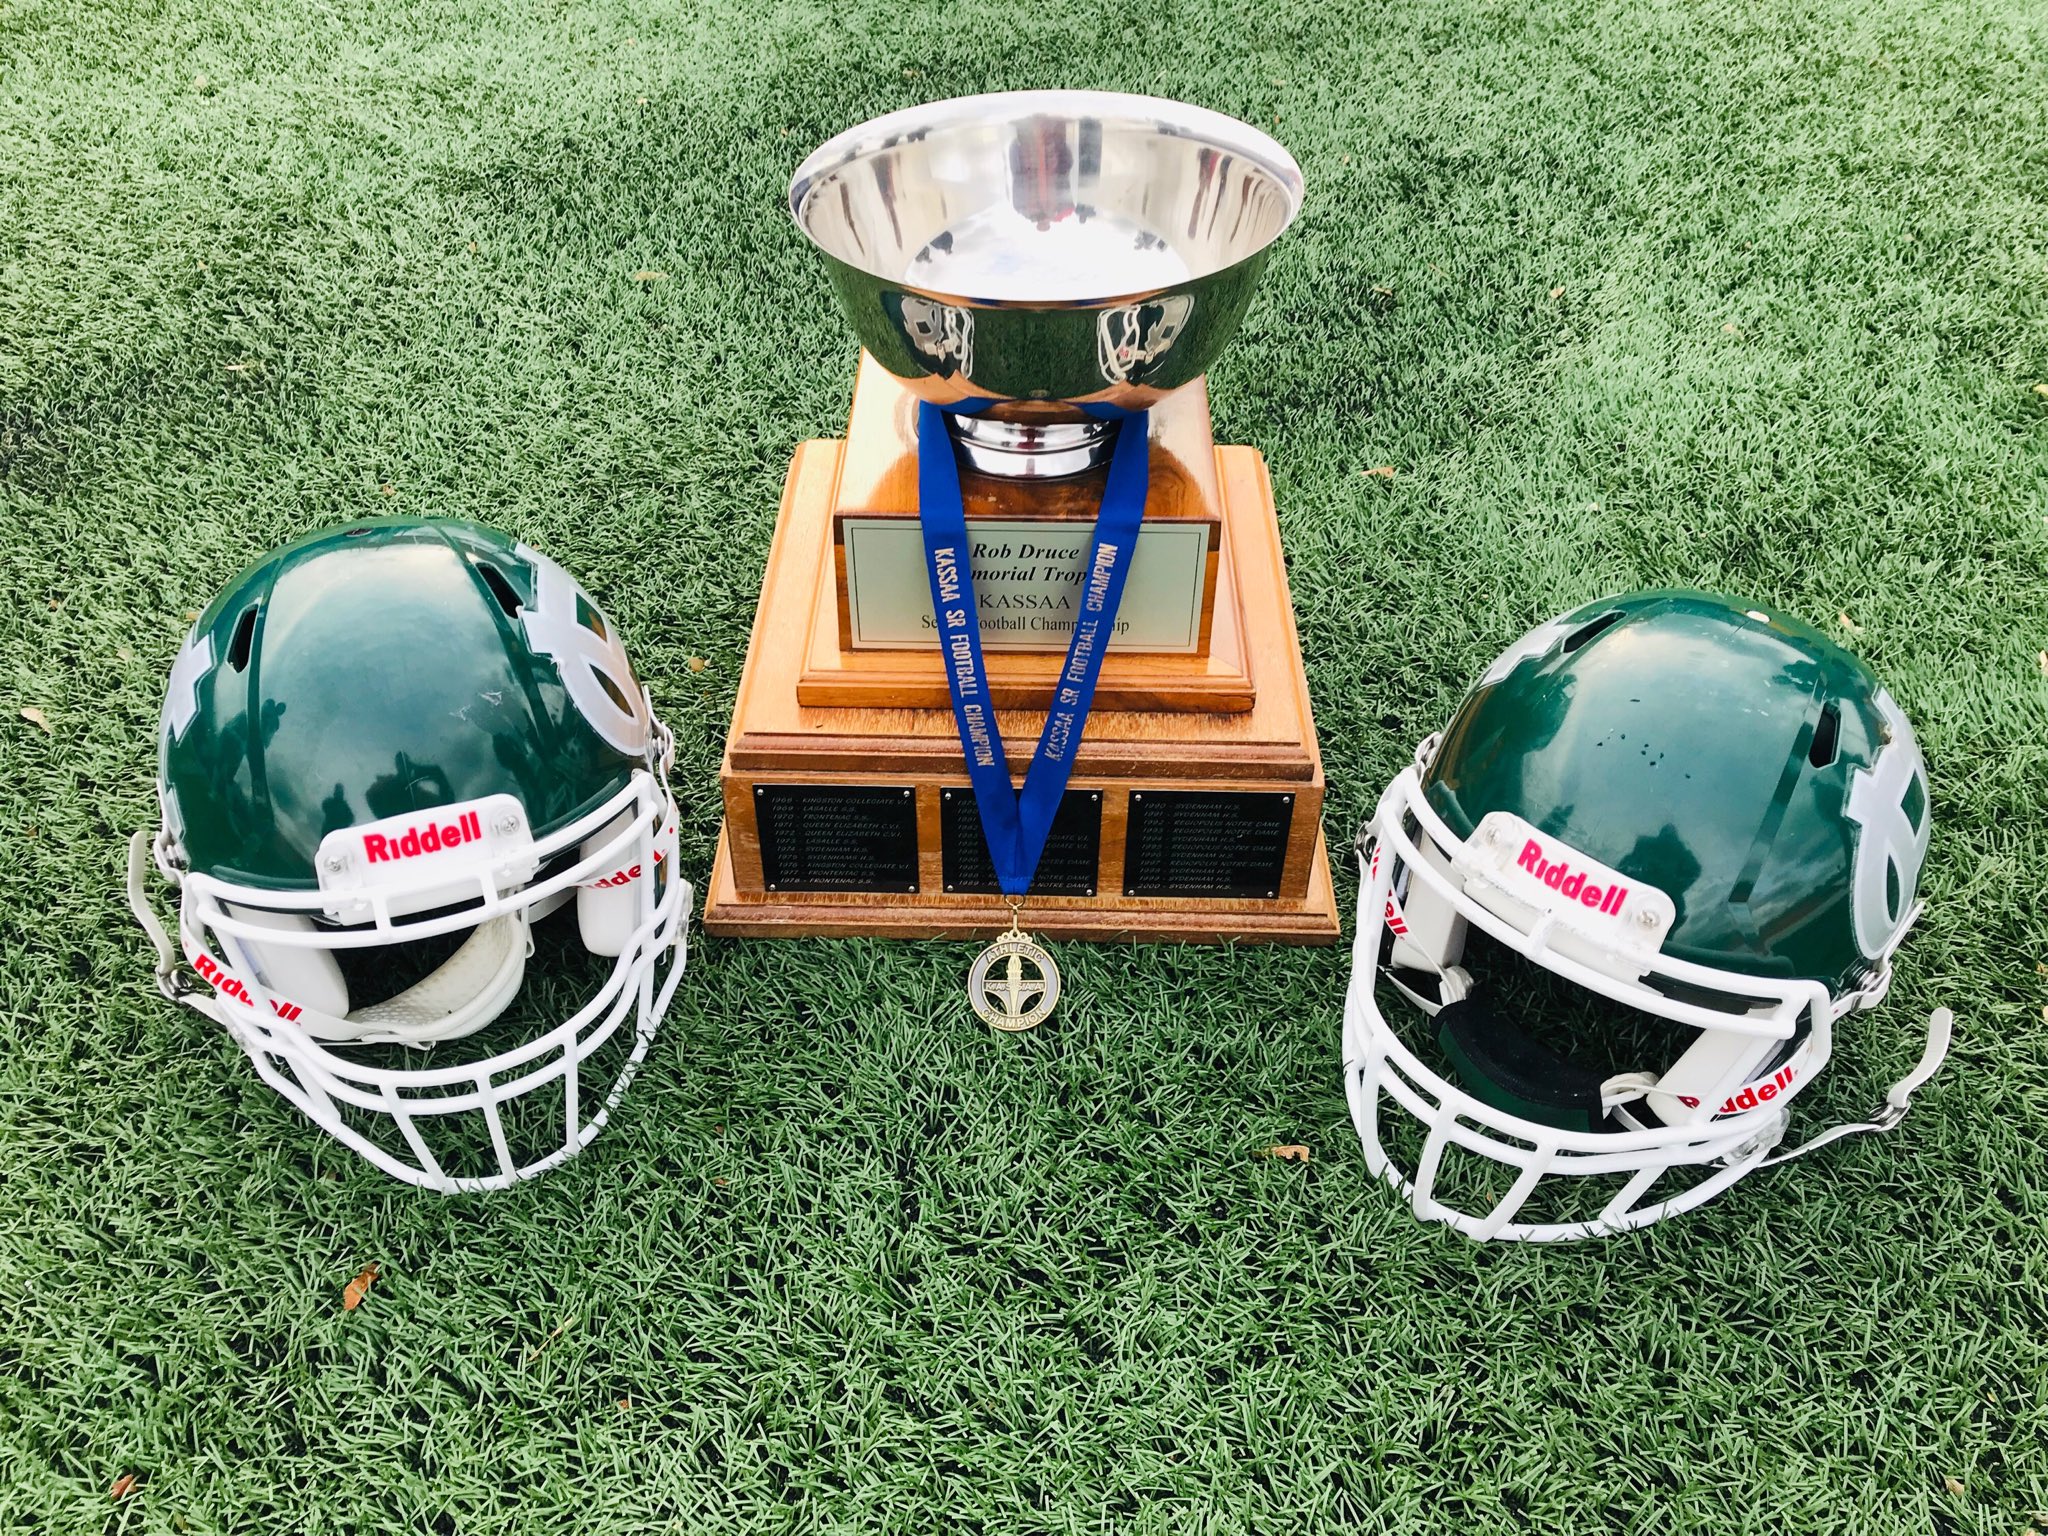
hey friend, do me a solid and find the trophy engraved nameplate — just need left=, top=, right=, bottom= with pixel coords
left=705, top=91, right=1340, bottom=949
left=942, top=788, right=1102, bottom=897
left=753, top=784, right=920, bottom=894
left=1122, top=789, right=1297, bottom=900
left=841, top=516, right=1210, bottom=653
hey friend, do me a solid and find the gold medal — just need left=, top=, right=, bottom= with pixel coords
left=968, top=906, right=1060, bottom=1032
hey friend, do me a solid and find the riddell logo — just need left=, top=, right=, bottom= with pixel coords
left=1676, top=1066, right=1799, bottom=1114
left=1517, top=840, right=1627, bottom=916
left=1371, top=848, right=1409, bottom=936
left=364, top=810, right=484, bottom=864
left=189, top=951, right=303, bottom=1022
left=589, top=847, right=667, bottom=889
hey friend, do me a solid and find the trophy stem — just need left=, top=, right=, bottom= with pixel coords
left=947, top=414, right=1116, bottom=479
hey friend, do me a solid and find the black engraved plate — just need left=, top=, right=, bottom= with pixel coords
left=940, top=787, right=1103, bottom=896
left=754, top=784, right=920, bottom=893
left=1122, top=789, right=1296, bottom=899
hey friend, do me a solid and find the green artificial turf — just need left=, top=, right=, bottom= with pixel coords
left=4, top=0, right=2048, bottom=1528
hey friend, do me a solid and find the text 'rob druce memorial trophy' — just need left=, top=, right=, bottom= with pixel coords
left=703, top=91, right=1339, bottom=1026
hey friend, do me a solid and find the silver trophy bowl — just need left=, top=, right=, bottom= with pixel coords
left=790, top=91, right=1304, bottom=477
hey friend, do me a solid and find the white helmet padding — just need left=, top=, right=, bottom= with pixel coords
left=225, top=905, right=530, bottom=1046
left=576, top=811, right=645, bottom=958
left=1381, top=834, right=1466, bottom=976
left=224, top=906, right=351, bottom=1020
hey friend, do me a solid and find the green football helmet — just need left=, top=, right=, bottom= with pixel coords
left=1346, top=590, right=1948, bottom=1240
left=128, top=518, right=691, bottom=1191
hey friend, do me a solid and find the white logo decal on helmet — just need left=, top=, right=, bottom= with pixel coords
left=516, top=544, right=650, bottom=756
left=1478, top=610, right=1586, bottom=688
left=1845, top=690, right=1931, bottom=961
left=163, top=629, right=214, bottom=742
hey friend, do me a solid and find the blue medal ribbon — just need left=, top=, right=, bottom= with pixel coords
left=918, top=401, right=1150, bottom=898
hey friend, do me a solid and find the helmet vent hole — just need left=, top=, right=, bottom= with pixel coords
left=477, top=562, right=524, bottom=619
left=1808, top=702, right=1840, bottom=769
left=1561, top=610, right=1624, bottom=654
left=226, top=606, right=259, bottom=672
left=594, top=671, right=634, bottom=716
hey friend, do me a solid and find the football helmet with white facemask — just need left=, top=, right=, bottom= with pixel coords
left=128, top=518, right=691, bottom=1192
left=1345, top=590, right=1950, bottom=1241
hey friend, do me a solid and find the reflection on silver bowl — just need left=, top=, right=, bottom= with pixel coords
left=790, top=91, right=1303, bottom=476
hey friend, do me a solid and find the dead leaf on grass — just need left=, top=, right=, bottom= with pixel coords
left=525, top=1315, right=576, bottom=1363
left=1260, top=1144, right=1311, bottom=1163
left=687, top=656, right=708, bottom=673
left=1838, top=612, right=1865, bottom=635
left=630, top=269, right=669, bottom=282
left=20, top=707, right=51, bottom=734
left=1943, top=1476, right=1964, bottom=1496
left=109, top=1473, right=138, bottom=1501
left=1550, top=285, right=1565, bottom=299
left=1362, top=466, right=1396, bottom=480
left=342, top=1263, right=379, bottom=1311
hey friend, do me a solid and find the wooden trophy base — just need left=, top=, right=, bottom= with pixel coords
left=701, top=405, right=1341, bottom=945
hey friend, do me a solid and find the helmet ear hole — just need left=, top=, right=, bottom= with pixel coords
left=222, top=906, right=351, bottom=1019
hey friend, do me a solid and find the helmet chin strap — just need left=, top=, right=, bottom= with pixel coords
left=129, top=829, right=199, bottom=1004
left=1759, top=1007, right=1953, bottom=1166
